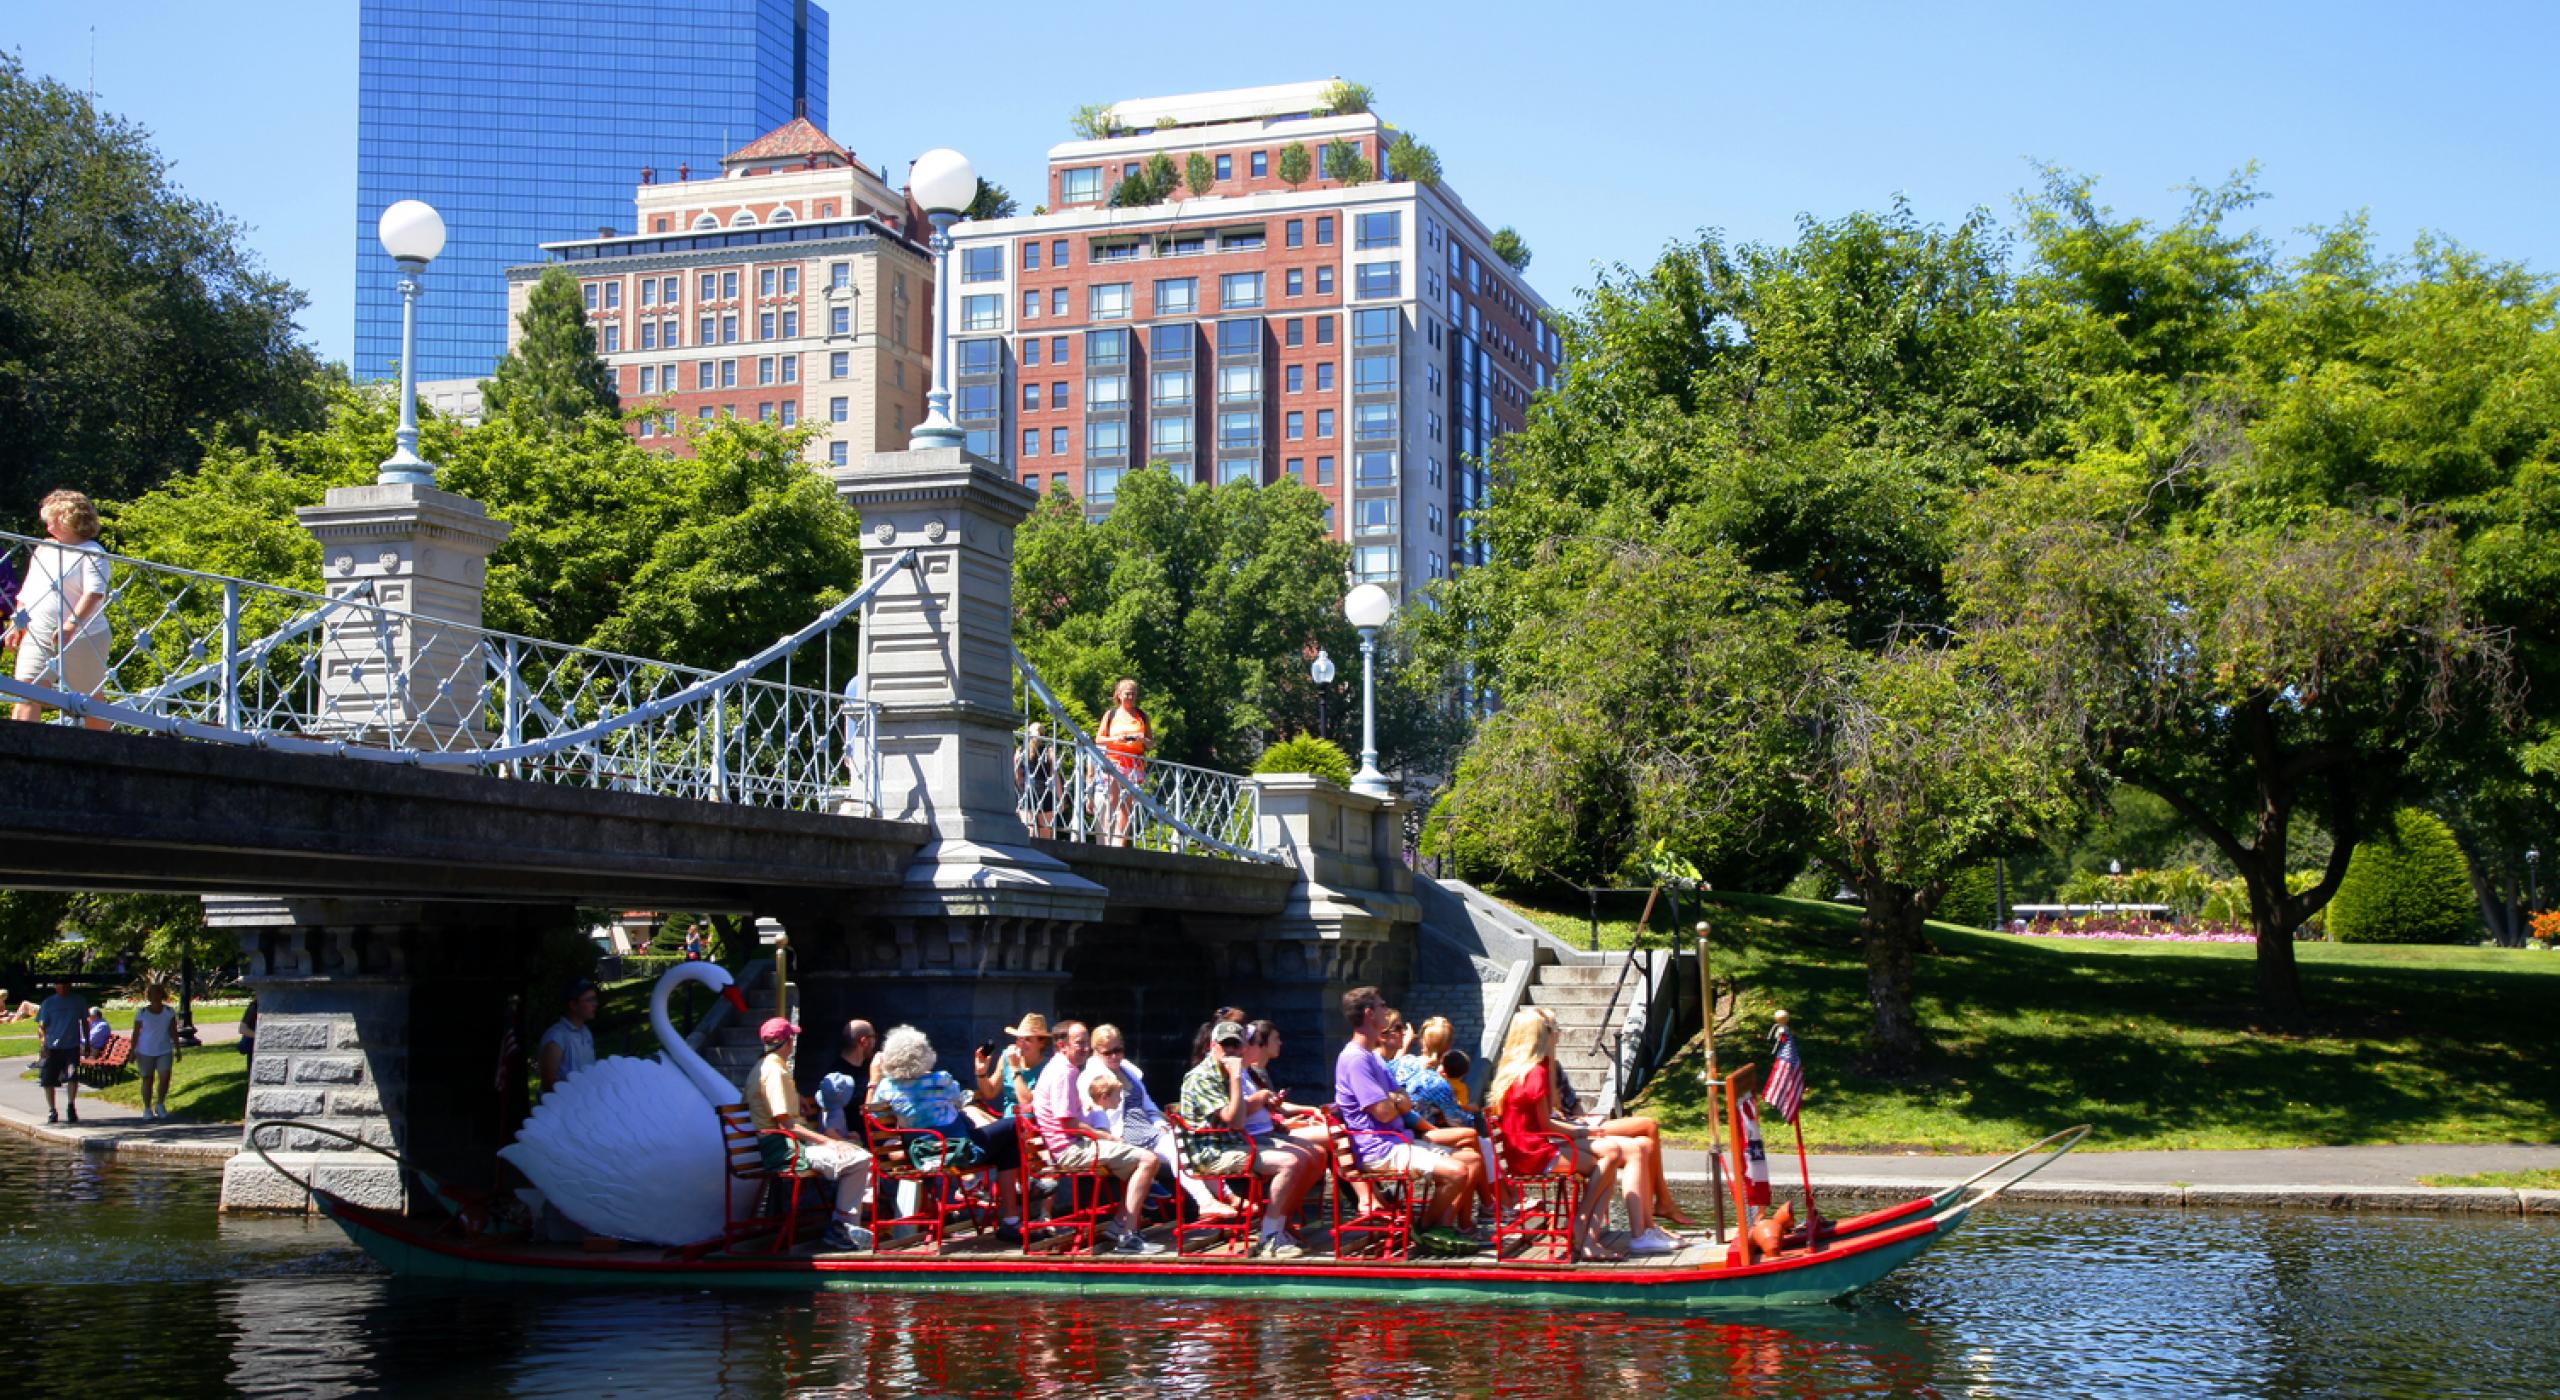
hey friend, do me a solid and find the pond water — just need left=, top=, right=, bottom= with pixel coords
left=3, top=1133, right=2555, bottom=1398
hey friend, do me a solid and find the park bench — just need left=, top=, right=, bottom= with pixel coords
left=78, top=1033, right=133, bottom=1088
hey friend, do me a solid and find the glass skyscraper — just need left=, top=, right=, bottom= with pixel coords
left=356, top=0, right=829, bottom=382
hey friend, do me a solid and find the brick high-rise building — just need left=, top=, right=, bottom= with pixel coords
left=945, top=80, right=1559, bottom=599
left=503, top=118, right=934, bottom=467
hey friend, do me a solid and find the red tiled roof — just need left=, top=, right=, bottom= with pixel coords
left=723, top=117, right=851, bottom=166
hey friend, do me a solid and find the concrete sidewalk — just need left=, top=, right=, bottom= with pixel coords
left=1, top=1035, right=243, bottom=1162
left=1663, top=1142, right=2560, bottom=1215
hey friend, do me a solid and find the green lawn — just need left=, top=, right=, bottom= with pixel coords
left=2416, top=1169, right=2560, bottom=1189
left=0, top=1000, right=250, bottom=1057
left=1544, top=891, right=2560, bottom=1154
left=88, top=1048, right=247, bottom=1122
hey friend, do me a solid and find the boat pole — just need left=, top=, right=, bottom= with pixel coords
left=1697, top=920, right=1724, bottom=1246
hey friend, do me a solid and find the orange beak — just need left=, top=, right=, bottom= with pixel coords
left=721, top=986, right=751, bottom=1015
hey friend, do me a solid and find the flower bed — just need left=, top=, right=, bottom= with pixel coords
left=2007, top=915, right=2255, bottom=945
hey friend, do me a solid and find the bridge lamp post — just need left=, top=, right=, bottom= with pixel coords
left=1344, top=584, right=1395, bottom=798
left=906, top=147, right=977, bottom=451
left=375, top=199, right=447, bottom=487
left=1310, top=648, right=1335, bottom=741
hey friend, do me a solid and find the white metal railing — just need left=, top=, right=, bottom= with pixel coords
left=0, top=529, right=911, bottom=815
left=1011, top=647, right=1277, bottom=863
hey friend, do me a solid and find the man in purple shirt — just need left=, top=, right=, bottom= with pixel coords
left=1332, top=986, right=1483, bottom=1240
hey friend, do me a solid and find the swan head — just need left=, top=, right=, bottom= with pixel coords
left=651, top=958, right=753, bottom=1016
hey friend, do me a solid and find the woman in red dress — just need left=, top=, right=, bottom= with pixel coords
left=1487, top=1007, right=1680, bottom=1258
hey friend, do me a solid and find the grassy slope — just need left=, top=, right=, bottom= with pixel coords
left=2417, top=1169, right=2560, bottom=1189
left=1506, top=891, right=2560, bottom=1153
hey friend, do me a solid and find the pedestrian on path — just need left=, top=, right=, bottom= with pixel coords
left=131, top=984, right=179, bottom=1120
left=35, top=979, right=84, bottom=1124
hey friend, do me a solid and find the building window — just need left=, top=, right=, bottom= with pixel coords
left=1023, top=382, right=1042, bottom=411
left=1315, top=318, right=1335, bottom=346
left=1251, top=150, right=1269, bottom=178
left=831, top=307, right=851, bottom=336
left=1052, top=381, right=1070, bottom=409
left=1286, top=364, right=1304, bottom=392
left=1286, top=268, right=1304, bottom=298
left=1357, top=498, right=1397, bottom=536
left=1317, top=408, right=1336, bottom=438
left=1093, top=329, right=1135, bottom=369
left=959, top=383, right=999, bottom=417
left=780, top=402, right=797, bottom=426
left=780, top=354, right=797, bottom=384
left=1022, top=339, right=1041, bottom=366
left=1356, top=262, right=1401, bottom=299
left=721, top=315, right=738, bottom=344
left=696, top=362, right=715, bottom=390
left=639, top=365, right=656, bottom=394
left=1214, top=154, right=1232, bottom=181
left=723, top=272, right=739, bottom=299
left=1221, top=273, right=1263, bottom=310
left=830, top=351, right=849, bottom=378
left=1052, top=426, right=1068, bottom=455
left=583, top=283, right=599, bottom=310
left=780, top=311, right=798, bottom=337
left=758, top=402, right=775, bottom=422
left=1155, top=277, right=1197, bottom=316
left=719, top=360, right=737, bottom=388
left=1051, top=287, right=1069, bottom=317
left=830, top=262, right=850, bottom=290
left=1355, top=357, right=1396, bottom=394
left=1317, top=362, right=1335, bottom=391
left=1023, top=428, right=1040, bottom=458
left=831, top=396, right=849, bottom=422
left=962, top=295, right=1001, bottom=331
left=1087, top=466, right=1123, bottom=501
left=1089, top=420, right=1128, bottom=455
left=1218, top=412, right=1260, bottom=450
left=639, top=416, right=654, bottom=438
left=758, top=357, right=776, bottom=386
left=639, top=280, right=656, bottom=307
left=1051, top=335, right=1070, bottom=363
left=1061, top=168, right=1102, bottom=203
left=1022, top=242, right=1041, bottom=270
left=1357, top=211, right=1402, bottom=250
left=1218, top=363, right=1260, bottom=401
left=1221, top=458, right=1258, bottom=485
left=1088, top=374, right=1128, bottom=408
left=1153, top=415, right=1193, bottom=452
left=1052, top=239, right=1070, bottom=267
left=1428, top=504, right=1444, bottom=533
left=781, top=268, right=799, bottom=294
left=1285, top=319, right=1304, bottom=348
left=1315, top=267, right=1335, bottom=296
left=963, top=246, right=1002, bottom=282
left=959, top=339, right=1001, bottom=375
left=1217, top=319, right=1259, bottom=357
left=1316, top=455, right=1335, bottom=485
left=965, top=428, right=1000, bottom=460
left=760, top=312, right=777, bottom=339
left=829, top=441, right=848, bottom=466
left=1091, top=283, right=1131, bottom=320
left=760, top=268, right=777, bottom=296
left=1152, top=324, right=1192, bottom=360
left=1286, top=219, right=1304, bottom=249
left=1285, top=410, right=1304, bottom=440
left=1355, top=546, right=1398, bottom=579
left=1153, top=369, right=1193, bottom=406
left=639, top=322, right=656, bottom=350
left=1356, top=403, right=1397, bottom=440
left=1023, top=290, right=1041, bottom=321
left=1315, top=216, right=1334, bottom=246
left=1354, top=309, right=1398, bottom=348
left=1356, top=450, right=1395, bottom=487
left=699, top=316, right=716, bottom=344
left=699, top=273, right=717, bottom=300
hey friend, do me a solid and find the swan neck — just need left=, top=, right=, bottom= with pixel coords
left=653, top=963, right=742, bottom=1105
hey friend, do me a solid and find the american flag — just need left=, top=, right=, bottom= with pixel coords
left=1762, top=1027, right=1805, bottom=1126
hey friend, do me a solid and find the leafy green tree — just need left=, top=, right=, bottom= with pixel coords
left=1109, top=170, right=1159, bottom=209
left=966, top=179, right=1018, bottom=220
left=1068, top=104, right=1119, bottom=140
left=1489, top=226, right=1532, bottom=272
left=1277, top=142, right=1312, bottom=190
left=0, top=52, right=324, bottom=527
left=1322, top=140, right=1373, bottom=186
left=481, top=266, right=619, bottom=427
left=1013, top=466, right=1354, bottom=772
left=1319, top=80, right=1375, bottom=116
left=1386, top=132, right=1440, bottom=188
left=2326, top=809, right=2479, bottom=944
left=1184, top=152, right=1215, bottom=198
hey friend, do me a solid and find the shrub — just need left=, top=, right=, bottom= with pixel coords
left=2529, top=909, right=2560, bottom=946
left=2326, top=809, right=2480, bottom=945
left=1937, top=865, right=1998, bottom=927
left=1420, top=789, right=1500, bottom=882
left=1252, top=735, right=1353, bottom=787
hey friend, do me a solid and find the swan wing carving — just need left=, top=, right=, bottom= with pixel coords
left=495, top=960, right=756, bottom=1247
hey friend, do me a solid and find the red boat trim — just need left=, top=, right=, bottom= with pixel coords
left=1809, top=1195, right=1936, bottom=1238
left=323, top=1194, right=1943, bottom=1287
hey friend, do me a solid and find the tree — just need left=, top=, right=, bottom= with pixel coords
left=1012, top=466, right=1355, bottom=772
left=2327, top=809, right=2478, bottom=944
left=1322, top=140, right=1373, bottom=187
left=1068, top=103, right=1119, bottom=140
left=1319, top=80, right=1375, bottom=116
left=1277, top=142, right=1312, bottom=190
left=1386, top=132, right=1440, bottom=188
left=1253, top=736, right=1354, bottom=788
left=965, top=179, right=1018, bottom=220
left=481, top=266, right=619, bottom=427
left=1490, top=226, right=1532, bottom=272
left=1184, top=152, right=1215, bottom=199
left=0, top=52, right=324, bottom=527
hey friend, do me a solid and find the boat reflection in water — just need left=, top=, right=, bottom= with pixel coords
left=216, top=1276, right=1940, bottom=1398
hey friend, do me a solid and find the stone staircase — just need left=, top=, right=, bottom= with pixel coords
left=693, top=961, right=783, bottom=1094
left=1524, top=959, right=1648, bottom=1117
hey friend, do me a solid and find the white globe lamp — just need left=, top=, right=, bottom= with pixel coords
left=1343, top=584, right=1396, bottom=797
left=375, top=199, right=446, bottom=486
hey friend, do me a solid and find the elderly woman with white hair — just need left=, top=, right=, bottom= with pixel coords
left=1082, top=1023, right=1236, bottom=1221
left=867, top=1026, right=984, bottom=1172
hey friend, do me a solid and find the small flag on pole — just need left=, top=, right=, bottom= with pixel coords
left=1763, top=1025, right=1804, bottom=1126
left=1729, top=1095, right=1773, bottom=1206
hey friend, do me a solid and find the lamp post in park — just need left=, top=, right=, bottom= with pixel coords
left=1311, top=648, right=1335, bottom=742
left=1344, top=584, right=1394, bottom=798
left=2529, top=848, right=2542, bottom=912
left=906, top=147, right=978, bottom=451
left=375, top=199, right=446, bottom=487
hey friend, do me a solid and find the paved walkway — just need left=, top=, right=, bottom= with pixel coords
left=1, top=1025, right=245, bottom=1161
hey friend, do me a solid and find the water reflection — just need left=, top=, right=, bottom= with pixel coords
left=5, top=1133, right=2559, bottom=1400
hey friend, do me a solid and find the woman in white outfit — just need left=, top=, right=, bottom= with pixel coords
left=8, top=490, right=112, bottom=729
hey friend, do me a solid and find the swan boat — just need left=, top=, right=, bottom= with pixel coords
left=265, top=961, right=2089, bottom=1311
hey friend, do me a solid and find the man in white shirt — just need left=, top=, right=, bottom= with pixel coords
left=131, top=985, right=180, bottom=1120
left=8, top=489, right=113, bottom=729
left=536, top=980, right=599, bottom=1095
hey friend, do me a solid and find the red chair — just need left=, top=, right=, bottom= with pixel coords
left=1163, top=1106, right=1264, bottom=1258
left=1318, top=1108, right=1415, bottom=1261
left=864, top=1110, right=998, bottom=1254
left=1484, top=1114, right=1582, bottom=1264
left=1014, top=1114, right=1119, bottom=1254
left=695, top=1103, right=827, bottom=1257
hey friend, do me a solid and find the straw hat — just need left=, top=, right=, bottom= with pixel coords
left=1004, top=1012, right=1052, bottom=1039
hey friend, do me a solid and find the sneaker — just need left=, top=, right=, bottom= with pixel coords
left=45, top=1112, right=57, bottom=1126
left=1418, top=1226, right=1481, bottom=1256
left=1253, top=1233, right=1307, bottom=1260
left=1629, top=1226, right=1684, bottom=1255
left=821, top=1223, right=874, bottom=1253
left=63, top=1110, right=77, bottom=1125
left=1110, top=1230, right=1168, bottom=1256
left=993, top=1223, right=1024, bottom=1248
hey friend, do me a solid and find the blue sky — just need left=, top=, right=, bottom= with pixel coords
left=14, top=1, right=2558, bottom=367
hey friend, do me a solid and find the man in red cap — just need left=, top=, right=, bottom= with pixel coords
left=747, top=1017, right=873, bottom=1252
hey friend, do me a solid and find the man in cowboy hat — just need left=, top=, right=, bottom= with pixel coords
left=746, top=1017, right=873, bottom=1252
left=975, top=1012, right=1051, bottom=1119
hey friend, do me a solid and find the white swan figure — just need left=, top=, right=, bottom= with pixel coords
left=498, top=961, right=757, bottom=1246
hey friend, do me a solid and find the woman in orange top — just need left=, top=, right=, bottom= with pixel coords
left=1096, top=677, right=1152, bottom=846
